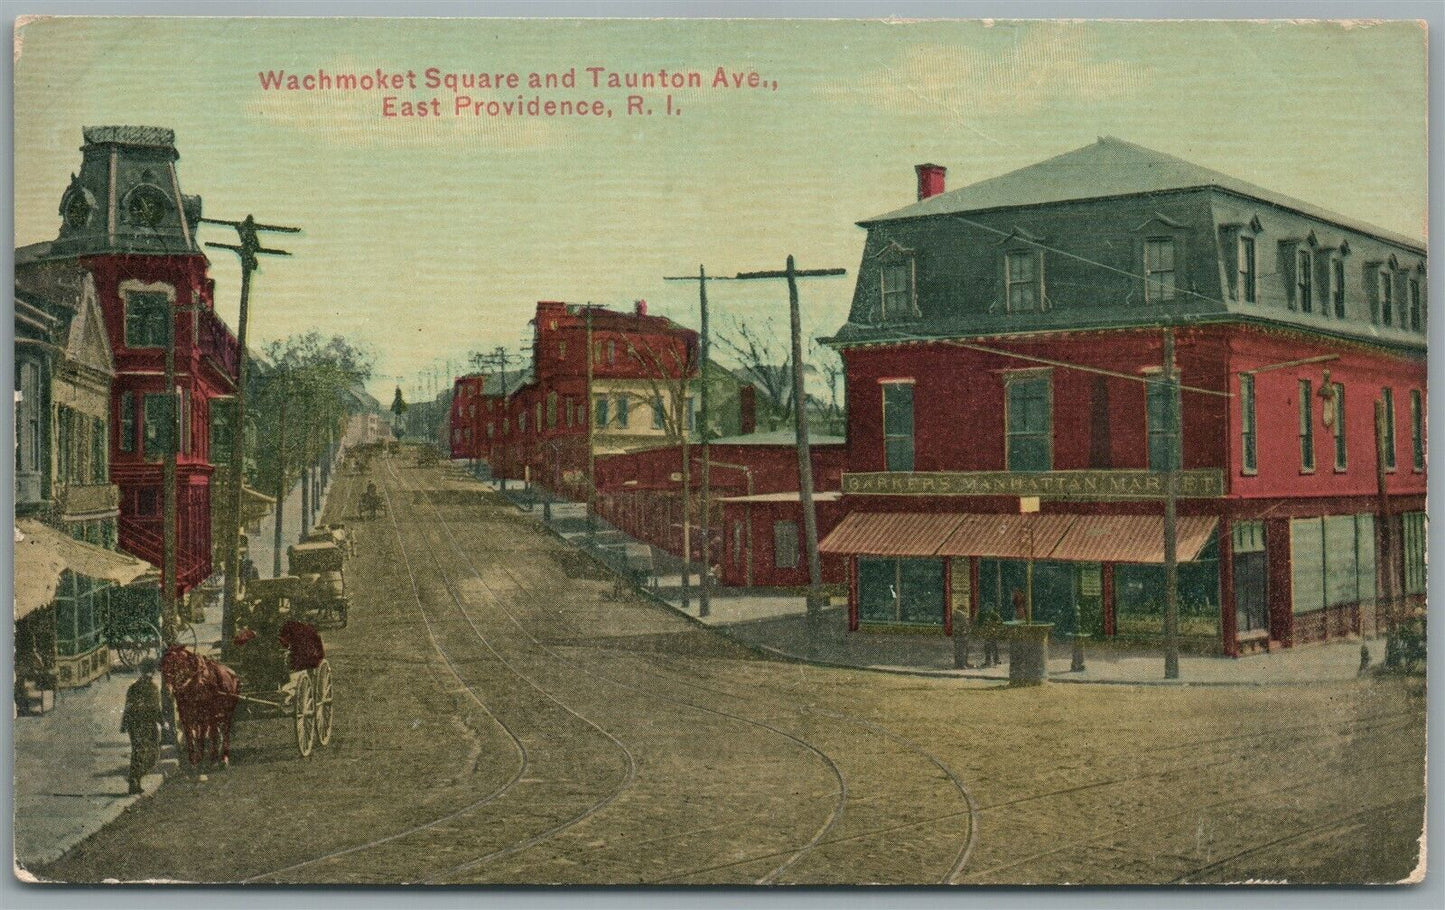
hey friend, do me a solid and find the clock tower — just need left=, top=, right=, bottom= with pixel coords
left=52, top=125, right=202, bottom=258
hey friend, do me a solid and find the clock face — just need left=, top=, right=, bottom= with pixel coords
left=63, top=191, right=92, bottom=229
left=127, top=185, right=169, bottom=228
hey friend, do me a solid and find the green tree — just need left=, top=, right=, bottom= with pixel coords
left=249, top=332, right=374, bottom=498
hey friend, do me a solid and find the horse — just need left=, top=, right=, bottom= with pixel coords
left=159, top=645, right=240, bottom=769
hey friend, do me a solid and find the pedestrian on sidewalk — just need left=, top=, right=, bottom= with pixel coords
left=980, top=606, right=1004, bottom=667
left=121, top=659, right=162, bottom=795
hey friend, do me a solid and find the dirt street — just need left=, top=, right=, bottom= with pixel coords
left=37, top=451, right=1426, bottom=885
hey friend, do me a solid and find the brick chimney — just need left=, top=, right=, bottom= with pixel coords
left=739, top=384, right=757, bottom=435
left=634, top=299, right=648, bottom=316
left=915, top=163, right=947, bottom=201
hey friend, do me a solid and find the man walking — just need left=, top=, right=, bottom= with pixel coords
left=120, top=659, right=162, bottom=795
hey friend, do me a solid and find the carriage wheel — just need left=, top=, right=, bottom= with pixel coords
left=314, top=661, right=334, bottom=747
left=112, top=636, right=149, bottom=671
left=293, top=673, right=316, bottom=758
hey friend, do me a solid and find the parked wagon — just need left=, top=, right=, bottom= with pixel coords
left=224, top=579, right=335, bottom=758
left=286, top=541, right=351, bottom=628
left=303, top=523, right=355, bottom=558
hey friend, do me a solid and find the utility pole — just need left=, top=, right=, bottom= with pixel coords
left=1375, top=397, right=1400, bottom=666
left=203, top=214, right=298, bottom=643
left=735, top=257, right=847, bottom=631
left=1162, top=328, right=1181, bottom=680
left=487, top=345, right=517, bottom=491
left=161, top=297, right=179, bottom=648
left=664, top=265, right=720, bottom=617
left=273, top=372, right=289, bottom=578
left=584, top=305, right=596, bottom=544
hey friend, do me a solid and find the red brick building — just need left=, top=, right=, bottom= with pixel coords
left=17, top=126, right=242, bottom=593
left=448, top=373, right=488, bottom=460
left=479, top=300, right=701, bottom=492
left=588, top=431, right=849, bottom=586
left=819, top=139, right=1426, bottom=654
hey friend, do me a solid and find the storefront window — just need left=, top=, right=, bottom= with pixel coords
left=54, top=570, right=108, bottom=657
left=1115, top=534, right=1220, bottom=639
left=1402, top=512, right=1427, bottom=595
left=1289, top=515, right=1378, bottom=614
left=858, top=557, right=945, bottom=625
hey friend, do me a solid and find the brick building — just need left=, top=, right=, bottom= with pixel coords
left=475, top=300, right=700, bottom=492
left=588, top=431, right=849, bottom=586
left=17, top=126, right=242, bottom=594
left=819, top=138, right=1425, bottom=653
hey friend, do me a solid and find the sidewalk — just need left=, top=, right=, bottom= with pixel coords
left=15, top=424, right=358, bottom=872
left=487, top=475, right=1385, bottom=688
left=13, top=609, right=223, bottom=872
left=247, top=435, right=350, bottom=580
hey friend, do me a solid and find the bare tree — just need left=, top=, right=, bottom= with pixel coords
left=810, top=338, right=845, bottom=434
left=614, top=330, right=698, bottom=442
left=713, top=313, right=829, bottom=432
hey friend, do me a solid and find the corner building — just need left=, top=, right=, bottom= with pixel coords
left=821, top=139, right=1426, bottom=654
left=17, top=126, right=242, bottom=593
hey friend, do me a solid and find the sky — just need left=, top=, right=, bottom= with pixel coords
left=13, top=17, right=1428, bottom=404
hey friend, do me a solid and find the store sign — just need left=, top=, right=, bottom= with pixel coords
left=841, top=469, right=1225, bottom=499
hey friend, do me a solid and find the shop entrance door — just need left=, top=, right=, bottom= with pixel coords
left=1233, top=550, right=1268, bottom=635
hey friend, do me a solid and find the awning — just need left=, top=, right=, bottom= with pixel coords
left=241, top=485, right=277, bottom=525
left=820, top=511, right=1220, bottom=565
left=14, top=519, right=156, bottom=621
left=937, top=513, right=1076, bottom=559
left=819, top=512, right=965, bottom=557
left=1048, top=514, right=1218, bottom=564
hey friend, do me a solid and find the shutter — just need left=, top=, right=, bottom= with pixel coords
left=1324, top=515, right=1359, bottom=606
left=1290, top=517, right=1325, bottom=614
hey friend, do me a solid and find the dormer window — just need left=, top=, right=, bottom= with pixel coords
left=872, top=241, right=918, bottom=324
left=880, top=261, right=915, bottom=322
left=1005, top=250, right=1043, bottom=312
left=1144, top=238, right=1176, bottom=303
left=1237, top=235, right=1257, bottom=303
left=1408, top=275, right=1423, bottom=332
left=1295, top=248, right=1314, bottom=314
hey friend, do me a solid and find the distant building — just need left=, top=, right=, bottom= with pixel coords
left=449, top=373, right=488, bottom=460
left=486, top=300, right=702, bottom=491
left=591, top=430, right=849, bottom=585
left=819, top=139, right=1425, bottom=652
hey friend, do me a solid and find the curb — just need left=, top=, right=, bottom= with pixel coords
left=19, top=742, right=181, bottom=872
left=469, top=474, right=1372, bottom=690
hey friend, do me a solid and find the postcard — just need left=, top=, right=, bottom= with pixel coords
left=11, top=15, right=1428, bottom=885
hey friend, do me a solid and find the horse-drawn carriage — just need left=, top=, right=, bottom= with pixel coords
left=359, top=482, right=384, bottom=521
left=219, top=578, right=337, bottom=758
left=285, top=540, right=351, bottom=628
left=303, top=523, right=356, bottom=558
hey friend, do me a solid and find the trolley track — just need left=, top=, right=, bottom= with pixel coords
left=384, top=456, right=860, bottom=885
left=396, top=460, right=989, bottom=884
left=241, top=458, right=534, bottom=883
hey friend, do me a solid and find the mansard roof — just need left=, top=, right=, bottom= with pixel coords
left=864, top=136, right=1424, bottom=253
